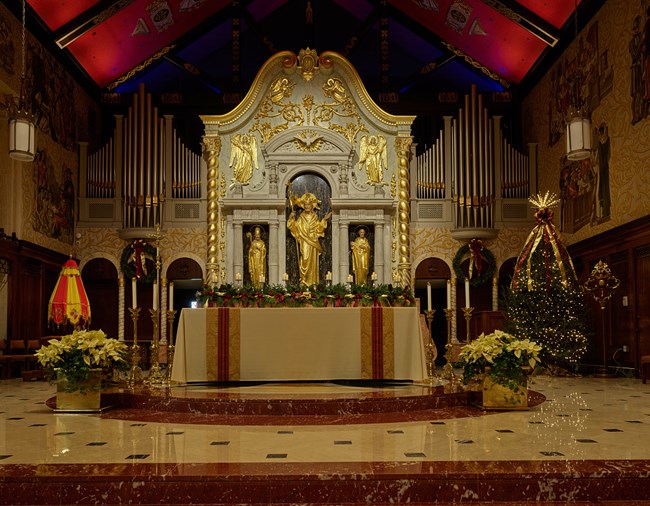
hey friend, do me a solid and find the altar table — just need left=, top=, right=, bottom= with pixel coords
left=171, top=307, right=427, bottom=383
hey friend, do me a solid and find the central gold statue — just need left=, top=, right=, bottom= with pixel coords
left=287, top=192, right=332, bottom=286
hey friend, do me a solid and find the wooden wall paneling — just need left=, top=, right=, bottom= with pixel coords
left=634, top=245, right=650, bottom=360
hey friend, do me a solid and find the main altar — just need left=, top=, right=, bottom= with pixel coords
left=171, top=306, right=427, bottom=383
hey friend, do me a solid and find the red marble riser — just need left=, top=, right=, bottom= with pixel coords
left=1, top=460, right=649, bottom=505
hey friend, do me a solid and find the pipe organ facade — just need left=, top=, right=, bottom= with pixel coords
left=78, top=83, right=205, bottom=235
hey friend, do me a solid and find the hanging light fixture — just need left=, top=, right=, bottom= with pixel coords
left=8, top=0, right=36, bottom=162
left=565, top=0, right=591, bottom=161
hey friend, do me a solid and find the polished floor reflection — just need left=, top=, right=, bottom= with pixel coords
left=1, top=374, right=649, bottom=504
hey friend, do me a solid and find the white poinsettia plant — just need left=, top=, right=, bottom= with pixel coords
left=35, top=329, right=130, bottom=393
left=456, top=329, right=542, bottom=391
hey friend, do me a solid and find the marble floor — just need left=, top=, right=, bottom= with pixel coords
left=1, top=373, right=650, bottom=505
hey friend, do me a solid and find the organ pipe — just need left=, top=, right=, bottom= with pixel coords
left=413, top=84, right=535, bottom=230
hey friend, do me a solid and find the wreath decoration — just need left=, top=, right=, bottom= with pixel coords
left=120, top=240, right=157, bottom=284
left=453, top=239, right=496, bottom=287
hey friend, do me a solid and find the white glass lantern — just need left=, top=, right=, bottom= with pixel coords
left=566, top=114, right=591, bottom=161
left=9, top=114, right=36, bottom=162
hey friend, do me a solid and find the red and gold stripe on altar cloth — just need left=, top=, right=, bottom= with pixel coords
left=205, top=308, right=241, bottom=381
left=360, top=306, right=395, bottom=380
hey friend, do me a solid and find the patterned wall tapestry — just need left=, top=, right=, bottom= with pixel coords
left=629, top=6, right=650, bottom=124
left=559, top=121, right=612, bottom=234
left=548, top=22, right=604, bottom=146
left=31, top=149, right=75, bottom=244
left=26, top=41, right=76, bottom=151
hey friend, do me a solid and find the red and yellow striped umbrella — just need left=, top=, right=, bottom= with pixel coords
left=48, top=258, right=91, bottom=329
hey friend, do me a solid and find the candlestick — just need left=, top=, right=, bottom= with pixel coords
left=145, top=308, right=164, bottom=385
left=462, top=306, right=474, bottom=342
left=126, top=307, right=142, bottom=387
left=442, top=307, right=461, bottom=392
left=153, top=281, right=158, bottom=310
left=169, top=282, right=174, bottom=309
left=427, top=282, right=432, bottom=311
left=447, top=280, right=451, bottom=308
left=132, top=277, right=137, bottom=309
left=464, top=278, right=470, bottom=308
left=423, top=309, right=437, bottom=385
left=162, top=309, right=177, bottom=386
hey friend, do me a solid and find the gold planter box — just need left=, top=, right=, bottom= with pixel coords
left=482, top=376, right=528, bottom=410
left=55, top=371, right=102, bottom=412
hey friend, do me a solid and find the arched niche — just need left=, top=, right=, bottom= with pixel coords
left=81, top=258, right=118, bottom=339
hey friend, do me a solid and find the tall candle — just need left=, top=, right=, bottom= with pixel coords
left=427, top=282, right=432, bottom=311
left=153, top=281, right=158, bottom=310
left=169, top=282, right=174, bottom=309
left=447, top=280, right=451, bottom=308
left=465, top=278, right=470, bottom=308
left=132, top=278, right=137, bottom=308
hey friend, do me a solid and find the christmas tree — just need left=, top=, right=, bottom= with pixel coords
left=501, top=192, right=589, bottom=370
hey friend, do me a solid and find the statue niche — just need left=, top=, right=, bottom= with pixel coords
left=285, top=172, right=332, bottom=286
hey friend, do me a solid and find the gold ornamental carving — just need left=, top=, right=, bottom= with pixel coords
left=395, top=136, right=413, bottom=287
left=298, top=48, right=319, bottom=81
left=203, top=135, right=222, bottom=286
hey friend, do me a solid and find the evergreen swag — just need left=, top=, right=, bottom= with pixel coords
left=501, top=192, right=589, bottom=371
left=196, top=283, right=415, bottom=308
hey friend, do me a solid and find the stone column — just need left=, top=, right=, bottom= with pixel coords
left=233, top=222, right=243, bottom=282
left=269, top=221, right=279, bottom=284
left=339, top=221, right=349, bottom=283
left=374, top=220, right=385, bottom=284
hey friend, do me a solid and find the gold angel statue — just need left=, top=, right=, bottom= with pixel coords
left=229, top=133, right=258, bottom=185
left=287, top=192, right=332, bottom=286
left=359, top=134, right=388, bottom=184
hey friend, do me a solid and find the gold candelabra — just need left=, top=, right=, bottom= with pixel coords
left=127, top=307, right=143, bottom=387
left=442, top=308, right=462, bottom=392
left=145, top=308, right=165, bottom=385
left=423, top=309, right=437, bottom=385
left=162, top=309, right=177, bottom=386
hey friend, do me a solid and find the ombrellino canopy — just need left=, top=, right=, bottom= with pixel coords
left=48, top=258, right=91, bottom=329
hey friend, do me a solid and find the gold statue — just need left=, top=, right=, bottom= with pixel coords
left=229, top=133, right=258, bottom=185
left=287, top=192, right=332, bottom=286
left=359, top=134, right=388, bottom=184
left=351, top=227, right=371, bottom=285
left=247, top=226, right=266, bottom=288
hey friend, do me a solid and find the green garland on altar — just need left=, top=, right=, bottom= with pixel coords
left=119, top=240, right=157, bottom=284
left=453, top=242, right=496, bottom=286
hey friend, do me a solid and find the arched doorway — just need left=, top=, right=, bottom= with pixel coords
left=81, top=258, right=118, bottom=339
left=414, top=257, right=451, bottom=364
